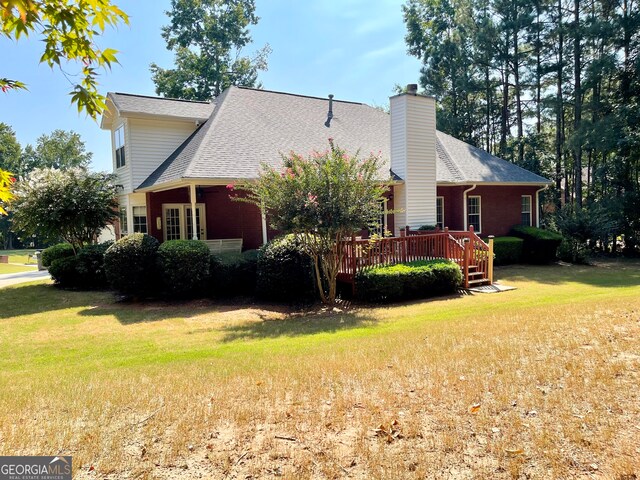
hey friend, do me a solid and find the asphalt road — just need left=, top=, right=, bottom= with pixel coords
left=0, top=270, right=51, bottom=289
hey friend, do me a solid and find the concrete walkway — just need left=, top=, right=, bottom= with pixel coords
left=0, top=270, right=50, bottom=289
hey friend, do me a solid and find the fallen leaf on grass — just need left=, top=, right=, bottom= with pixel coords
left=374, top=420, right=402, bottom=443
left=504, top=447, right=524, bottom=456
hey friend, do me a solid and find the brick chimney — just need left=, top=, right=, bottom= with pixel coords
left=390, top=85, right=437, bottom=234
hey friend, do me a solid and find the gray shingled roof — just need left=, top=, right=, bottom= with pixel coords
left=108, top=92, right=215, bottom=121
left=138, top=86, right=551, bottom=189
left=436, top=131, right=551, bottom=184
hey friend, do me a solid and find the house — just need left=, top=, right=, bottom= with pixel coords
left=100, top=85, right=551, bottom=252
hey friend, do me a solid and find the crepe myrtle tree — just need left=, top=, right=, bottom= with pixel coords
left=11, top=167, right=119, bottom=252
left=237, top=139, right=390, bottom=304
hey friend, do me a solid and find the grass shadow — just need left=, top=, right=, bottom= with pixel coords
left=219, top=310, right=378, bottom=343
left=77, top=297, right=296, bottom=325
left=0, top=283, right=110, bottom=319
left=495, top=259, right=640, bottom=288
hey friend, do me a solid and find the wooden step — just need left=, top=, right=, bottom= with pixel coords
left=468, top=271, right=485, bottom=277
left=468, top=278, right=491, bottom=285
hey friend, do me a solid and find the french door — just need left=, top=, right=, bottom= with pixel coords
left=163, top=204, right=206, bottom=240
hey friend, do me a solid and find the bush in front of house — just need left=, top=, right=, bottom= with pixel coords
left=510, top=226, right=563, bottom=264
left=355, top=259, right=462, bottom=303
left=491, top=236, right=524, bottom=265
left=48, top=241, right=113, bottom=289
left=417, top=224, right=437, bottom=231
left=48, top=256, right=82, bottom=288
left=104, top=233, right=160, bottom=296
left=256, top=235, right=315, bottom=302
left=158, top=240, right=211, bottom=296
left=42, top=243, right=75, bottom=267
left=209, top=249, right=259, bottom=297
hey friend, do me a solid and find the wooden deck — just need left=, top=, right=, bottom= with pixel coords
left=337, top=226, right=494, bottom=290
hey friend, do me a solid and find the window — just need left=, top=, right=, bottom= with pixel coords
left=119, top=207, right=128, bottom=238
left=132, top=206, right=147, bottom=234
left=521, top=195, right=532, bottom=226
left=436, top=197, right=444, bottom=229
left=467, top=195, right=481, bottom=232
left=114, top=124, right=126, bottom=168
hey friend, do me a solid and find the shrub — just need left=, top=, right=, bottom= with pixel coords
left=417, top=224, right=437, bottom=231
left=557, top=238, right=590, bottom=264
left=256, top=235, right=315, bottom=302
left=104, top=233, right=160, bottom=296
left=355, top=259, right=462, bottom=303
left=47, top=241, right=112, bottom=289
left=48, top=256, right=82, bottom=288
left=209, top=249, right=258, bottom=297
left=42, top=243, right=74, bottom=267
left=510, top=226, right=563, bottom=264
left=555, top=205, right=617, bottom=262
left=490, top=236, right=523, bottom=265
left=157, top=240, right=210, bottom=296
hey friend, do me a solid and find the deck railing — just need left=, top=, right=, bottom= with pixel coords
left=337, top=226, right=494, bottom=289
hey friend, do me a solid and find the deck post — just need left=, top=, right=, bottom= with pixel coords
left=488, top=235, right=495, bottom=284
left=351, top=235, right=357, bottom=295
left=463, top=238, right=470, bottom=289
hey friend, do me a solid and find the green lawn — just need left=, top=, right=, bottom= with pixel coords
left=0, top=249, right=38, bottom=274
left=1, top=260, right=639, bottom=479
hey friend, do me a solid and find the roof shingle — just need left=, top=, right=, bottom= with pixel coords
left=109, top=92, right=215, bottom=121
left=137, top=86, right=551, bottom=190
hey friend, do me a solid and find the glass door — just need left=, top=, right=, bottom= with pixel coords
left=186, top=206, right=206, bottom=240
left=164, top=206, right=182, bottom=240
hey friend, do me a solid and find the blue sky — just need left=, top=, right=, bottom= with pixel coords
left=0, top=0, right=421, bottom=173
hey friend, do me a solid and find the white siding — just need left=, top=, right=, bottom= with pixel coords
left=128, top=118, right=197, bottom=189
left=390, top=94, right=437, bottom=233
left=112, top=117, right=133, bottom=194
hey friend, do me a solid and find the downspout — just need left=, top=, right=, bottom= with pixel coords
left=462, top=184, right=477, bottom=231
left=535, top=186, right=546, bottom=228
left=261, top=204, right=268, bottom=245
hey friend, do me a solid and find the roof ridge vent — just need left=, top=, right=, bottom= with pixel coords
left=324, top=94, right=334, bottom=127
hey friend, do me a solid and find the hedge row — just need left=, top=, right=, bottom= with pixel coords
left=510, top=226, right=563, bottom=264
left=355, top=259, right=462, bottom=303
left=491, top=236, right=523, bottom=265
left=46, top=234, right=316, bottom=303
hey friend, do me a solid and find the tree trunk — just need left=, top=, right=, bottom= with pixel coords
left=555, top=0, right=564, bottom=206
left=500, top=63, right=509, bottom=157
left=514, top=25, right=524, bottom=165
left=573, top=0, right=583, bottom=208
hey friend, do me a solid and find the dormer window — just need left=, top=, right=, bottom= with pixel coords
left=115, top=124, right=126, bottom=168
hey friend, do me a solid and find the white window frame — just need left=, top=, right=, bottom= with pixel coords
left=162, top=203, right=207, bottom=241
left=467, top=195, right=481, bottom=233
left=521, top=195, right=532, bottom=226
left=132, top=206, right=148, bottom=234
left=436, top=196, right=445, bottom=229
left=114, top=124, right=126, bottom=169
left=119, top=207, right=128, bottom=238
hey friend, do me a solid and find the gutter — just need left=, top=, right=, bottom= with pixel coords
left=462, top=184, right=477, bottom=231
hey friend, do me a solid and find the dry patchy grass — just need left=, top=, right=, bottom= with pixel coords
left=0, top=260, right=639, bottom=479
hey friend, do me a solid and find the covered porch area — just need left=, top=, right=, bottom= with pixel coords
left=140, top=182, right=275, bottom=253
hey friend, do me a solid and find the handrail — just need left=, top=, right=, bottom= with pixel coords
left=337, top=226, right=493, bottom=290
